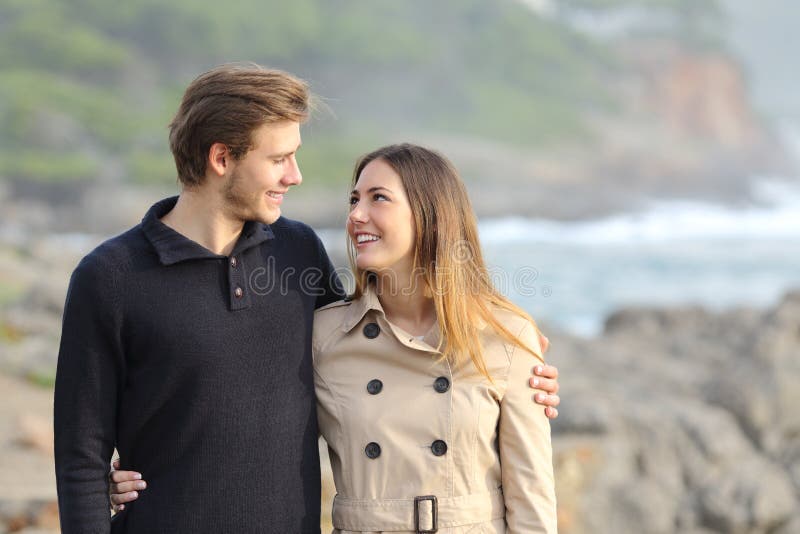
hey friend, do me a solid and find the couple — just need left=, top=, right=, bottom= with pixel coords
left=55, top=64, right=561, bottom=533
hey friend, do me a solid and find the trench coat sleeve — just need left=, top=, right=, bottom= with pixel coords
left=498, top=321, right=558, bottom=533
left=312, top=353, right=341, bottom=444
left=312, top=319, right=343, bottom=444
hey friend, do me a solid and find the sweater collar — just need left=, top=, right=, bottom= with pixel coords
left=141, top=196, right=275, bottom=266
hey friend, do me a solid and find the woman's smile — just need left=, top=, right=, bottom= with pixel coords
left=354, top=232, right=381, bottom=247
left=347, top=158, right=416, bottom=274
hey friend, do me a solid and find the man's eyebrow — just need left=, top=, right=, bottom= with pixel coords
left=350, top=186, right=393, bottom=195
left=267, top=143, right=301, bottom=159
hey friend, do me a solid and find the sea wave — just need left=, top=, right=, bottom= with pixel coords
left=478, top=178, right=800, bottom=244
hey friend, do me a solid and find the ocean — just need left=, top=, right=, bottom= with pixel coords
left=320, top=176, right=800, bottom=337
left=480, top=178, right=800, bottom=336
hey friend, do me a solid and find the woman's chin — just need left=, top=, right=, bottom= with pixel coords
left=357, top=259, right=379, bottom=272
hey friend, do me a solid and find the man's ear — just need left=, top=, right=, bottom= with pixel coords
left=208, top=143, right=230, bottom=177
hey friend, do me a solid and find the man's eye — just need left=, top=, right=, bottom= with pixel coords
left=273, top=158, right=285, bottom=165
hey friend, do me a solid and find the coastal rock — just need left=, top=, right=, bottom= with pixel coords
left=773, top=515, right=800, bottom=534
left=0, top=499, right=59, bottom=533
left=697, top=457, right=796, bottom=533
left=704, top=291, right=800, bottom=456
left=550, top=289, right=800, bottom=533
left=15, top=414, right=54, bottom=457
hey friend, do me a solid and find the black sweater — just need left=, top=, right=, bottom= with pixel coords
left=54, top=197, right=343, bottom=533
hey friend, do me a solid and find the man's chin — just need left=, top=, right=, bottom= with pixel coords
left=260, top=209, right=281, bottom=225
left=244, top=206, right=280, bottom=225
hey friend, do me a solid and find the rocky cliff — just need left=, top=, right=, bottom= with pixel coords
left=551, top=291, right=800, bottom=533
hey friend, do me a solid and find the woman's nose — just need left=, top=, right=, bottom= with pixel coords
left=349, top=202, right=367, bottom=223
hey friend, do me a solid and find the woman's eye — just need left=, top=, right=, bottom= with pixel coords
left=373, top=193, right=388, bottom=201
left=349, top=196, right=358, bottom=206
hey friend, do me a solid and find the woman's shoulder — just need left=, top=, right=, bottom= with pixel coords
left=314, top=298, right=351, bottom=329
left=483, top=305, right=544, bottom=363
left=312, top=298, right=353, bottom=351
left=487, top=305, right=536, bottom=337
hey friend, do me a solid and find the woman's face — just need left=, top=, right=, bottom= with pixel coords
left=347, top=158, right=416, bottom=278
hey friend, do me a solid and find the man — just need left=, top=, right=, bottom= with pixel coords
left=54, top=63, right=561, bottom=533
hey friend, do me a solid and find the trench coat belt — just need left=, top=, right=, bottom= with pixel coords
left=332, top=489, right=505, bottom=531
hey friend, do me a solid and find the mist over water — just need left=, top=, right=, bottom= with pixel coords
left=481, top=177, right=800, bottom=336
left=486, top=225, right=800, bottom=337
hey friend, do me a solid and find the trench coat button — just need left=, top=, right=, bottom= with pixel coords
left=365, top=442, right=382, bottom=459
left=230, top=257, right=238, bottom=268
left=431, top=440, right=448, bottom=456
left=367, top=379, right=383, bottom=395
left=433, top=376, right=450, bottom=393
left=363, top=322, right=380, bottom=339
left=233, top=287, right=244, bottom=298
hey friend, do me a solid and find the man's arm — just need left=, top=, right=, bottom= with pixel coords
left=531, top=363, right=560, bottom=419
left=54, top=254, right=125, bottom=533
left=528, top=330, right=560, bottom=419
left=312, top=232, right=345, bottom=309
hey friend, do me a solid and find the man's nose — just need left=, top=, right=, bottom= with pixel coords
left=283, top=157, right=302, bottom=186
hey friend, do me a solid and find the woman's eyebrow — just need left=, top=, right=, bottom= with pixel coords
left=351, top=186, right=393, bottom=195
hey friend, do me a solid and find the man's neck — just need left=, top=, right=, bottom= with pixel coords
left=160, top=190, right=244, bottom=257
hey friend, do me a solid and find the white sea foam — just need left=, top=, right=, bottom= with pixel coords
left=478, top=178, right=800, bottom=244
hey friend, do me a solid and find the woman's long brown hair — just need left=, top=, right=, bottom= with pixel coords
left=347, top=143, right=545, bottom=378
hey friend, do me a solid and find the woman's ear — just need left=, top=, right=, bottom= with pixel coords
left=208, top=143, right=230, bottom=177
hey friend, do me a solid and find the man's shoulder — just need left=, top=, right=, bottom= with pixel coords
left=269, top=216, right=318, bottom=241
left=74, top=225, right=148, bottom=278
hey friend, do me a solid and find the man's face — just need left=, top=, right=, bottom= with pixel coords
left=222, top=121, right=302, bottom=225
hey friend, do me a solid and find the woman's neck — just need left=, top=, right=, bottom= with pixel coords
left=374, top=273, right=436, bottom=337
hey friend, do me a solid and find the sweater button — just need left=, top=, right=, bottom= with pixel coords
left=230, top=257, right=238, bottom=268
left=363, top=322, right=380, bottom=339
left=433, top=376, right=450, bottom=393
left=366, top=379, right=383, bottom=395
left=431, top=440, right=447, bottom=456
left=365, top=442, right=381, bottom=459
left=234, top=287, right=243, bottom=298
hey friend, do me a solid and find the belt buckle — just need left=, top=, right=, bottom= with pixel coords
left=413, top=495, right=438, bottom=533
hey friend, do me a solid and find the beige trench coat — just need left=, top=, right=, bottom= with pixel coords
left=313, top=287, right=557, bottom=533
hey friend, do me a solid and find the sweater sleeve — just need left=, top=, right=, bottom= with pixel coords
left=312, top=232, right=345, bottom=309
left=499, top=321, right=558, bottom=533
left=54, top=253, right=125, bottom=533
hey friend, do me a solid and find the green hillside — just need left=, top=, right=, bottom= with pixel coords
left=0, top=0, right=719, bottom=191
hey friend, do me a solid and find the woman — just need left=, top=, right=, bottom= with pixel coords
left=112, top=144, right=559, bottom=532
